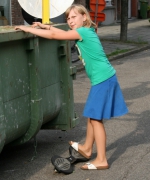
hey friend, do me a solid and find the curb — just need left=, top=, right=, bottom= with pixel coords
left=109, top=44, right=150, bottom=61
left=75, top=44, right=150, bottom=72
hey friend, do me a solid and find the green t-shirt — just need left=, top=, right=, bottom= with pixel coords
left=76, top=27, right=116, bottom=86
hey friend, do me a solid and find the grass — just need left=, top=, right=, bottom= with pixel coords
left=106, top=48, right=130, bottom=58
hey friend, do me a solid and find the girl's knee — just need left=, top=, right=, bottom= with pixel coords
left=90, top=118, right=103, bottom=125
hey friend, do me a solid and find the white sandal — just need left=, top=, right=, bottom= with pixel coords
left=81, top=162, right=109, bottom=170
left=69, top=141, right=91, bottom=159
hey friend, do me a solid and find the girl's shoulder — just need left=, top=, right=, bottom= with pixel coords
left=76, top=27, right=95, bottom=35
left=77, top=26, right=95, bottom=31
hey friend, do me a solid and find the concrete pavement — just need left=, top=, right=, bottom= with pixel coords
left=97, top=19, right=150, bottom=42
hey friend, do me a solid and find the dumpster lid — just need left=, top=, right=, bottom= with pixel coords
left=0, top=26, right=16, bottom=33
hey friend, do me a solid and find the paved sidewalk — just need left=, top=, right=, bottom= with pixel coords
left=97, top=19, right=150, bottom=42
left=72, top=19, right=150, bottom=71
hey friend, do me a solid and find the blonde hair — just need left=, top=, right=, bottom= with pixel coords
left=65, top=4, right=97, bottom=29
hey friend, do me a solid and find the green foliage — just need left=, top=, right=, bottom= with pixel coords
left=147, top=5, right=150, bottom=11
left=107, top=48, right=130, bottom=58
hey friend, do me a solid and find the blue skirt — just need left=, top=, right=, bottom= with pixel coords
left=83, top=74, right=128, bottom=120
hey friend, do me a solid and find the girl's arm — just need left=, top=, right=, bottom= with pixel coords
left=32, top=22, right=67, bottom=33
left=15, top=24, right=80, bottom=40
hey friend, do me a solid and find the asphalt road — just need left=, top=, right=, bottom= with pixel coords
left=0, top=49, right=150, bottom=180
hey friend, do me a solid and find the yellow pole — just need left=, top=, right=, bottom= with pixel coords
left=42, top=0, right=50, bottom=24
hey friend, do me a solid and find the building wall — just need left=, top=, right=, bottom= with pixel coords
left=11, top=0, right=24, bottom=25
left=131, top=0, right=138, bottom=17
left=117, top=0, right=121, bottom=20
left=116, top=0, right=140, bottom=20
left=74, top=0, right=86, bottom=6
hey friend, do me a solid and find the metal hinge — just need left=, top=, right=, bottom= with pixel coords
left=70, top=66, right=77, bottom=80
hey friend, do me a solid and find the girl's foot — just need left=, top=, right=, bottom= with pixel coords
left=81, top=158, right=109, bottom=170
left=69, top=141, right=92, bottom=159
left=81, top=162, right=109, bottom=170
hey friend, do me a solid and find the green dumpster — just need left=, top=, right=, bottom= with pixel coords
left=0, top=24, right=79, bottom=153
left=0, top=6, right=4, bottom=16
left=140, top=0, right=148, bottom=19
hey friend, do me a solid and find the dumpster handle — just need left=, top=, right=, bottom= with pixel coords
left=59, top=44, right=66, bottom=57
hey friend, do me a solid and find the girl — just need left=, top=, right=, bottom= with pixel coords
left=15, top=4, right=128, bottom=170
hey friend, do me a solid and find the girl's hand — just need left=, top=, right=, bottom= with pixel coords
left=14, top=25, right=29, bottom=32
left=32, top=22, right=45, bottom=29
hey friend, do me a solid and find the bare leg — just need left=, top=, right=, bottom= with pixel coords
left=82, top=119, right=108, bottom=168
left=82, top=118, right=95, bottom=155
left=70, top=118, right=94, bottom=157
